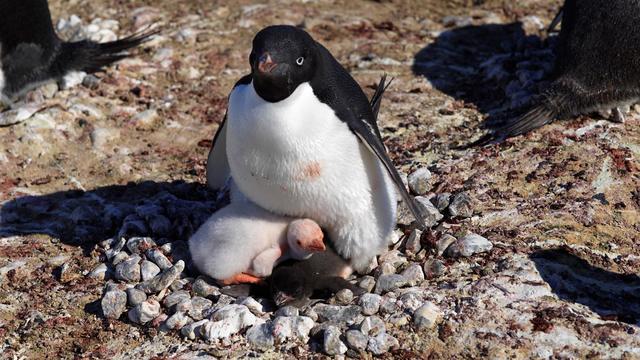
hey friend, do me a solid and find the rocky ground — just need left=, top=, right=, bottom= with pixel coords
left=1, top=0, right=639, bottom=359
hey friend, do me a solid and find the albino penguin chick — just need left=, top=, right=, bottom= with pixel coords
left=188, top=201, right=325, bottom=285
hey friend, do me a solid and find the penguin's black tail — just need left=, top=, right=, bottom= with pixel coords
left=491, top=103, right=557, bottom=141
left=55, top=28, right=158, bottom=75
left=370, top=74, right=393, bottom=120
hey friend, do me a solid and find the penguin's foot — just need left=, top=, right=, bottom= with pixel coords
left=610, top=107, right=626, bottom=123
left=220, top=272, right=264, bottom=285
left=287, top=219, right=325, bottom=252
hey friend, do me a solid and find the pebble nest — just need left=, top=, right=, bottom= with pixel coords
left=90, top=166, right=489, bottom=356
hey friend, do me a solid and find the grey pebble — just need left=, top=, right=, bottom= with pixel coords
left=192, top=276, right=220, bottom=298
left=358, top=276, right=376, bottom=292
left=403, top=229, right=422, bottom=255
left=188, top=296, right=213, bottom=321
left=101, top=289, right=127, bottom=319
left=360, top=315, right=385, bottom=337
left=413, top=302, right=442, bottom=330
left=128, top=299, right=161, bottom=325
left=180, top=319, right=209, bottom=340
left=423, top=258, right=446, bottom=279
left=436, top=234, right=457, bottom=256
left=358, top=293, right=382, bottom=316
left=368, top=332, right=399, bottom=355
left=335, top=289, right=354, bottom=305
left=163, top=311, right=193, bottom=330
left=374, top=262, right=396, bottom=278
left=111, top=250, right=129, bottom=266
left=415, top=196, right=444, bottom=227
left=82, top=74, right=100, bottom=89
left=88, top=263, right=109, bottom=280
left=323, top=326, right=347, bottom=355
left=246, top=322, right=274, bottom=349
left=374, top=274, right=408, bottom=294
left=432, top=192, right=451, bottom=212
left=163, top=290, right=191, bottom=310
left=446, top=233, right=493, bottom=257
left=401, top=263, right=425, bottom=286
left=140, top=260, right=161, bottom=281
left=272, top=316, right=315, bottom=343
left=345, top=329, right=368, bottom=351
left=145, top=248, right=172, bottom=270
left=126, top=237, right=156, bottom=254
left=407, top=168, right=431, bottom=195
left=169, top=278, right=191, bottom=291
left=313, top=304, right=362, bottom=325
left=115, top=254, right=141, bottom=282
left=126, top=288, right=147, bottom=307
left=448, top=192, right=473, bottom=218
left=136, top=260, right=185, bottom=294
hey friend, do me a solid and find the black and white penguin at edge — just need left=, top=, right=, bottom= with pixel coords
left=0, top=0, right=156, bottom=106
left=202, top=25, right=426, bottom=274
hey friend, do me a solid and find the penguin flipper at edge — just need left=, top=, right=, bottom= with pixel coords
left=206, top=75, right=252, bottom=190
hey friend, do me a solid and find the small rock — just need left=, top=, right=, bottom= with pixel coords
left=399, top=291, right=424, bottom=312
left=368, top=332, right=399, bottom=355
left=246, top=322, right=274, bottom=349
left=132, top=109, right=160, bottom=129
left=91, top=127, right=120, bottom=149
left=431, top=193, right=451, bottom=212
left=163, top=290, right=191, bottom=310
left=126, top=288, right=147, bottom=307
left=192, top=276, right=220, bottom=298
left=323, top=326, right=347, bottom=355
left=101, top=290, right=127, bottom=319
left=448, top=192, right=473, bottom=218
left=374, top=274, right=408, bottom=294
left=180, top=319, right=209, bottom=340
left=272, top=316, right=315, bottom=343
left=423, top=259, right=446, bottom=279
left=374, top=262, right=396, bottom=278
left=401, top=263, right=425, bottom=286
left=360, top=316, right=386, bottom=336
left=111, top=251, right=129, bottom=266
left=126, top=237, right=156, bottom=254
left=151, top=313, right=168, bottom=328
left=407, top=168, right=432, bottom=195
left=136, top=260, right=185, bottom=294
left=403, top=229, right=422, bottom=255
left=128, top=299, right=161, bottom=325
left=413, top=302, right=442, bottom=330
left=360, top=256, right=379, bottom=275
left=436, top=234, right=457, bottom=256
left=415, top=196, right=444, bottom=227
left=238, top=297, right=264, bottom=315
left=203, top=304, right=260, bottom=340
left=170, top=278, right=191, bottom=291
left=388, top=313, right=410, bottom=327
left=88, top=263, right=109, bottom=280
left=115, top=254, right=141, bottom=282
left=188, top=296, right=213, bottom=321
left=164, top=312, right=192, bottom=330
left=313, top=304, right=362, bottom=325
left=378, top=250, right=407, bottom=268
left=82, top=74, right=100, bottom=89
left=335, top=289, right=354, bottom=305
left=140, top=260, right=161, bottom=281
left=358, top=276, right=376, bottom=292
left=145, top=248, right=173, bottom=270
left=105, top=237, right=126, bottom=260
left=345, top=329, right=368, bottom=351
left=275, top=306, right=299, bottom=317
left=379, top=297, right=399, bottom=315
left=359, top=293, right=382, bottom=315
left=446, top=234, right=493, bottom=257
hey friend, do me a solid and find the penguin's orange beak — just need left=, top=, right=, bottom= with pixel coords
left=257, top=52, right=278, bottom=73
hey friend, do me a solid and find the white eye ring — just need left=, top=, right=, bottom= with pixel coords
left=296, top=57, right=304, bottom=66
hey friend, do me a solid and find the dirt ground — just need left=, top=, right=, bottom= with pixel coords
left=1, top=0, right=639, bottom=359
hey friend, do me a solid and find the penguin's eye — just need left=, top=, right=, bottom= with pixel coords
left=296, top=57, right=304, bottom=66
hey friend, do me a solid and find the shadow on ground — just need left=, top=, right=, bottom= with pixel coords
left=412, top=22, right=557, bottom=128
left=0, top=180, right=221, bottom=253
left=531, top=248, right=640, bottom=325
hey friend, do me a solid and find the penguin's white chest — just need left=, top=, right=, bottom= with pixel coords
left=225, top=82, right=391, bottom=223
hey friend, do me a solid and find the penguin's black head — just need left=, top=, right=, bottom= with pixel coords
left=250, top=25, right=317, bottom=102
left=269, top=265, right=311, bottom=307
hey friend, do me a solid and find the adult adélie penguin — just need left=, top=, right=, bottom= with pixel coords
left=206, top=25, right=426, bottom=272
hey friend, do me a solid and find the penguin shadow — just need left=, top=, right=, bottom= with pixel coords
left=531, top=248, right=640, bottom=325
left=0, top=180, right=221, bottom=258
left=412, top=22, right=556, bottom=132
